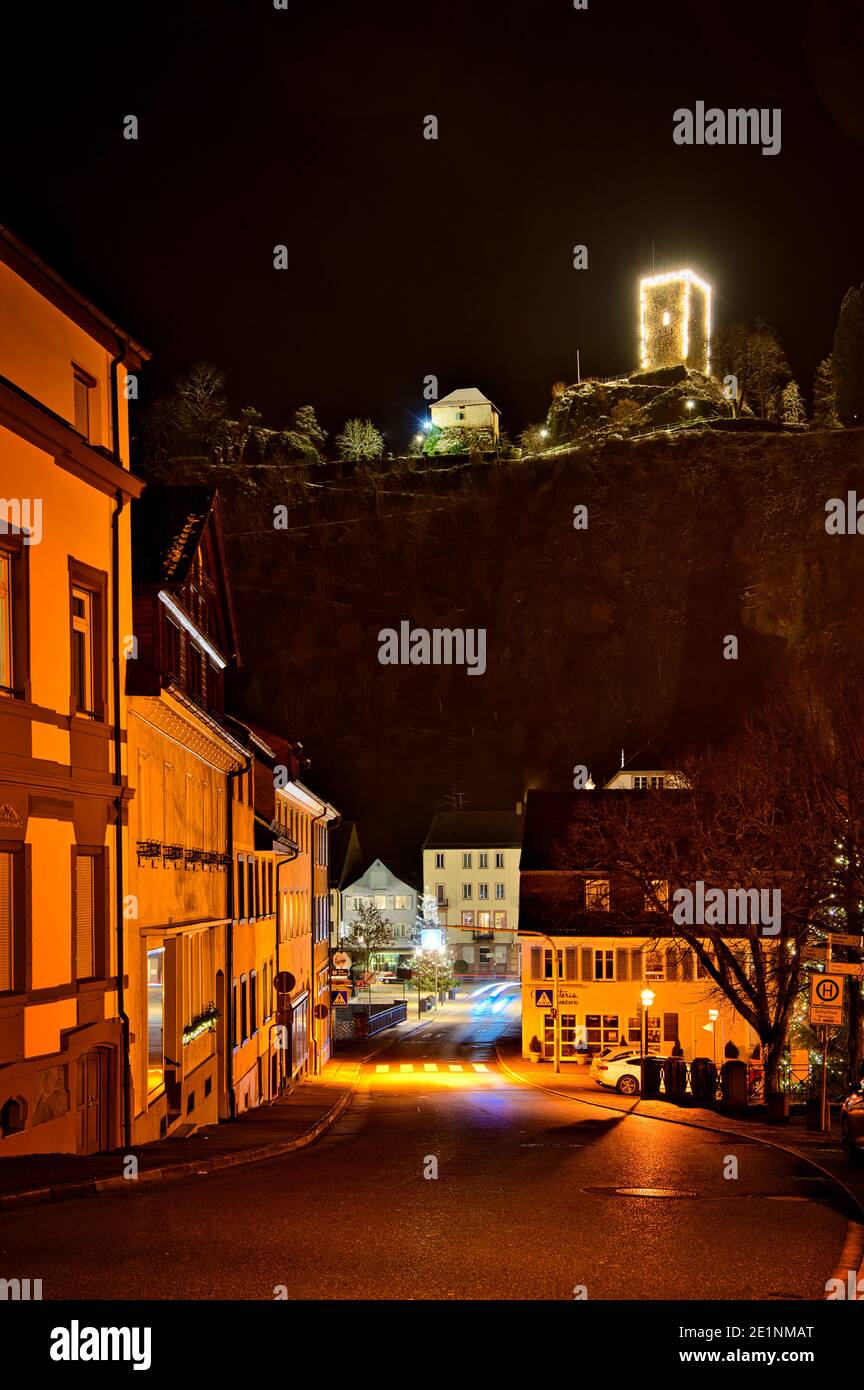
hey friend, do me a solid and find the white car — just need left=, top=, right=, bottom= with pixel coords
left=593, top=1053, right=663, bottom=1096
left=588, top=1046, right=640, bottom=1084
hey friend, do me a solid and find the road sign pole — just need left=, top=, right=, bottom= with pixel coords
left=820, top=1025, right=829, bottom=1132
left=553, top=948, right=560, bottom=1075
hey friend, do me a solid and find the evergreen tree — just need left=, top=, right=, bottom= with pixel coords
left=832, top=284, right=864, bottom=425
left=290, top=405, right=327, bottom=461
left=812, top=355, right=839, bottom=428
left=780, top=380, right=806, bottom=426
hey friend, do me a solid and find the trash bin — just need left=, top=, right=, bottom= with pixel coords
left=690, top=1057, right=718, bottom=1104
left=720, top=1058, right=748, bottom=1107
left=767, top=1091, right=791, bottom=1124
left=643, top=1056, right=663, bottom=1098
left=664, top=1056, right=688, bottom=1102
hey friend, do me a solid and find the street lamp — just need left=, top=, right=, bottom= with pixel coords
left=708, top=1009, right=719, bottom=1070
left=640, top=987, right=655, bottom=1097
left=536, top=934, right=561, bottom=1073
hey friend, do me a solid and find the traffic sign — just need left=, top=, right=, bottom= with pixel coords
left=803, top=947, right=828, bottom=961
left=331, top=989, right=350, bottom=1008
left=333, top=951, right=352, bottom=971
left=533, top=989, right=554, bottom=1008
left=828, top=933, right=863, bottom=948
left=810, top=973, right=844, bottom=1026
left=812, top=975, right=843, bottom=1004
left=827, top=962, right=864, bottom=977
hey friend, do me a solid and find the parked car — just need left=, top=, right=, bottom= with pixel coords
left=840, top=1067, right=864, bottom=1164
left=593, top=1053, right=664, bottom=1096
left=588, top=1046, right=640, bottom=1084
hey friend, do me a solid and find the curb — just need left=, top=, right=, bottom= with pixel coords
left=0, top=1027, right=420, bottom=1212
left=496, top=1043, right=864, bottom=1290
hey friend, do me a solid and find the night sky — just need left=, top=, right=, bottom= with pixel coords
left=3, top=1, right=863, bottom=447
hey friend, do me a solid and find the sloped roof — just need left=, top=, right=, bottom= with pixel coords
left=423, top=811, right=524, bottom=850
left=133, top=485, right=217, bottom=585
left=432, top=387, right=500, bottom=411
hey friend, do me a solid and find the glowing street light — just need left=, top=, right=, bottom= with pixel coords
left=641, top=987, right=655, bottom=1096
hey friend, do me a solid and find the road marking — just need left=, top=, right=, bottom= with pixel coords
left=448, top=1064, right=464, bottom=1072
left=424, top=1063, right=438, bottom=1072
left=472, top=1063, right=489, bottom=1072
left=400, top=1064, right=413, bottom=1073
left=375, top=1064, right=389, bottom=1073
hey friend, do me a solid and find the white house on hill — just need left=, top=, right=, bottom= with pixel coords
left=430, top=387, right=500, bottom=442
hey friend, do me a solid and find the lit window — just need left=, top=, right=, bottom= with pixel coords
left=478, top=883, right=489, bottom=900
left=662, top=311, right=671, bottom=326
left=585, top=878, right=610, bottom=911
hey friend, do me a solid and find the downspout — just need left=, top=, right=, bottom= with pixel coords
left=274, top=847, right=299, bottom=1093
left=110, top=349, right=133, bottom=1150
left=310, top=806, right=328, bottom=1076
left=226, top=754, right=252, bottom=1121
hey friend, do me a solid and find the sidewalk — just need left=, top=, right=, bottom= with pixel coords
left=496, top=1037, right=864, bottom=1222
left=0, top=1024, right=412, bottom=1210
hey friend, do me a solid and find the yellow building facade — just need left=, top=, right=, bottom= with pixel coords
left=0, top=227, right=147, bottom=1154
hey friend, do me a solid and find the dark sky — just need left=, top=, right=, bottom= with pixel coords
left=3, top=0, right=864, bottom=448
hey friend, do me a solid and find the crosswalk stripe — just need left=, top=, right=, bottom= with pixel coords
left=472, top=1063, right=489, bottom=1072
left=375, top=1064, right=389, bottom=1073
left=448, top=1064, right=464, bottom=1072
left=400, top=1063, right=413, bottom=1073
left=424, top=1063, right=438, bottom=1072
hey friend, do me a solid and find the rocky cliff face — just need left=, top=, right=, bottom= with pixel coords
left=547, top=366, right=734, bottom=443
left=160, top=426, right=864, bottom=862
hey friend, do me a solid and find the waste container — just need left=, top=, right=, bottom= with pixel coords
left=720, top=1058, right=748, bottom=1106
left=643, top=1056, right=663, bottom=1098
left=664, top=1056, right=688, bottom=1102
left=767, top=1091, right=791, bottom=1123
left=690, top=1057, right=717, bottom=1103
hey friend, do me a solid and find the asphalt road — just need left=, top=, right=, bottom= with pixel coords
left=0, top=982, right=853, bottom=1300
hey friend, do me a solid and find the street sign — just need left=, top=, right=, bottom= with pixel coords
left=802, top=947, right=828, bottom=961
left=332, top=951, right=352, bottom=971
left=331, top=989, right=350, bottom=1008
left=533, top=989, right=554, bottom=1008
left=274, top=971, right=295, bottom=993
left=827, top=962, right=864, bottom=977
left=828, top=934, right=863, bottom=948
left=810, top=973, right=844, bottom=1026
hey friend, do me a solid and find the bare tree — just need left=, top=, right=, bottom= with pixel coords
left=556, top=718, right=836, bottom=1093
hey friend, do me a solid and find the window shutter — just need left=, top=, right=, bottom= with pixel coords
left=73, top=372, right=90, bottom=436
left=615, top=948, right=629, bottom=982
left=75, top=855, right=95, bottom=979
left=564, top=947, right=577, bottom=981
left=529, top=946, right=541, bottom=980
left=663, top=1012, right=679, bottom=1043
left=630, top=948, right=644, bottom=981
left=0, top=852, right=12, bottom=991
left=581, top=947, right=593, bottom=981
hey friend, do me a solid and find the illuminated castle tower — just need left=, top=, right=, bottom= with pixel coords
left=639, top=269, right=711, bottom=375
